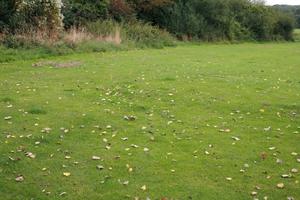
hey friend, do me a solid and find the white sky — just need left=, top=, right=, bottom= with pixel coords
left=265, top=0, right=300, bottom=5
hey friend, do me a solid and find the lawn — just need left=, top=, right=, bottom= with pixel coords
left=0, top=43, right=300, bottom=200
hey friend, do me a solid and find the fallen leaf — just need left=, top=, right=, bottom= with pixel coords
left=131, top=144, right=139, bottom=148
left=291, top=168, right=298, bottom=173
left=96, top=165, right=104, bottom=170
left=251, top=191, right=258, bottom=196
left=231, top=136, right=240, bottom=141
left=63, top=172, right=71, bottom=177
left=276, top=183, right=284, bottom=189
left=124, top=115, right=136, bottom=121
left=92, top=156, right=101, bottom=160
left=25, top=152, right=36, bottom=159
left=261, top=152, right=267, bottom=160
left=141, top=185, right=147, bottom=191
left=59, top=192, right=67, bottom=196
left=4, top=116, right=12, bottom=120
left=15, top=175, right=24, bottom=182
left=123, top=180, right=129, bottom=185
left=281, top=174, right=290, bottom=178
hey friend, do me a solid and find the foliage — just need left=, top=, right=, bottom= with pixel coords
left=62, top=0, right=109, bottom=28
left=122, top=21, right=175, bottom=48
left=0, top=0, right=63, bottom=36
left=0, top=0, right=296, bottom=43
left=0, top=20, right=175, bottom=62
left=138, top=0, right=295, bottom=41
left=0, top=0, right=19, bottom=31
left=273, top=5, right=300, bottom=28
left=109, top=0, right=134, bottom=21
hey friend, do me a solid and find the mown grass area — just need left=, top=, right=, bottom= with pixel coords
left=0, top=43, right=300, bottom=200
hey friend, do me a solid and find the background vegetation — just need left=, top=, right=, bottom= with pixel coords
left=0, top=0, right=297, bottom=59
left=273, top=5, right=300, bottom=28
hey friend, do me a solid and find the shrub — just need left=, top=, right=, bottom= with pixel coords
left=62, top=0, right=109, bottom=28
left=136, top=0, right=295, bottom=41
left=122, top=21, right=175, bottom=48
left=84, top=20, right=175, bottom=48
left=109, top=0, right=134, bottom=21
left=85, top=20, right=119, bottom=36
left=1, top=35, right=40, bottom=49
left=273, top=13, right=295, bottom=41
left=1, top=0, right=63, bottom=37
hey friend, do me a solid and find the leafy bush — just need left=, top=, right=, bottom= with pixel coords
left=85, top=20, right=119, bottom=36
left=137, top=0, right=295, bottom=41
left=122, top=21, right=175, bottom=48
left=62, top=0, right=109, bottom=28
left=1, top=0, right=63, bottom=36
left=109, top=0, right=134, bottom=21
left=85, top=20, right=175, bottom=48
left=0, top=0, right=296, bottom=47
left=273, top=13, right=295, bottom=40
left=0, top=0, right=18, bottom=31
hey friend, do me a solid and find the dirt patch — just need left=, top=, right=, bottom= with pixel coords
left=32, top=61, right=82, bottom=68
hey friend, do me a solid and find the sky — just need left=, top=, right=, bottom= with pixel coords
left=265, top=0, right=300, bottom=5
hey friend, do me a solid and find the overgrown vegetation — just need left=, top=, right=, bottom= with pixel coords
left=138, top=0, right=295, bottom=41
left=273, top=5, right=300, bottom=28
left=0, top=19, right=175, bottom=63
left=0, top=0, right=297, bottom=58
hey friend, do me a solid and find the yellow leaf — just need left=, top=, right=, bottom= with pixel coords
left=63, top=172, right=71, bottom=177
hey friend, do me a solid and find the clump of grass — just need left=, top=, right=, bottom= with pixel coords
left=0, top=20, right=176, bottom=63
left=162, top=77, right=176, bottom=81
left=1, top=97, right=14, bottom=103
left=85, top=20, right=175, bottom=48
left=28, top=107, right=47, bottom=115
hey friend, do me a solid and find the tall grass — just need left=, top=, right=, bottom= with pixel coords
left=85, top=20, right=175, bottom=48
left=0, top=20, right=176, bottom=63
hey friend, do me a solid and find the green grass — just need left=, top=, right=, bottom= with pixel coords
left=0, top=42, right=127, bottom=63
left=0, top=43, right=300, bottom=200
left=294, top=29, right=300, bottom=42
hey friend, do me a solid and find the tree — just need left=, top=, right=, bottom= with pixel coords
left=109, top=0, right=134, bottom=21
left=62, top=0, right=109, bottom=28
left=0, top=0, right=63, bottom=35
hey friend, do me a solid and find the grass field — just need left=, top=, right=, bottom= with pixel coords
left=0, top=43, right=300, bottom=200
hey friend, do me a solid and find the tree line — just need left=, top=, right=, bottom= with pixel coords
left=273, top=5, right=300, bottom=28
left=0, top=0, right=296, bottom=41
